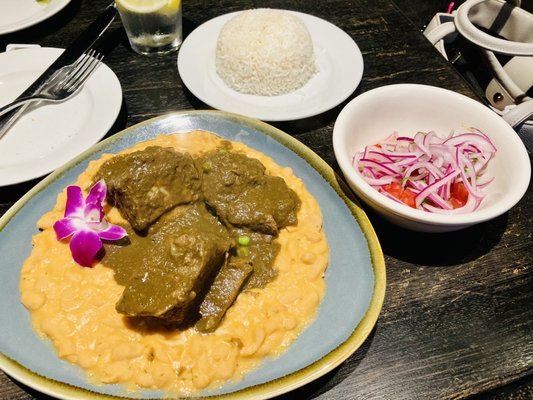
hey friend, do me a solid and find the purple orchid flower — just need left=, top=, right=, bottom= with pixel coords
left=53, top=179, right=127, bottom=267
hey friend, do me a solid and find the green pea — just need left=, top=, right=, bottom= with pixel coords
left=238, top=235, right=251, bottom=246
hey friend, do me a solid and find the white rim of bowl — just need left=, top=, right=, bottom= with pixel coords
left=332, top=84, right=531, bottom=227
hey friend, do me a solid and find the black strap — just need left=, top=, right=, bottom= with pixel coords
left=489, top=2, right=515, bottom=35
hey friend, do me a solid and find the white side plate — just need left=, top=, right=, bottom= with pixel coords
left=0, top=0, right=71, bottom=35
left=0, top=47, right=122, bottom=186
left=177, top=10, right=364, bottom=121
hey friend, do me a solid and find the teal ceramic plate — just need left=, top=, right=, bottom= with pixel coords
left=0, top=111, right=385, bottom=399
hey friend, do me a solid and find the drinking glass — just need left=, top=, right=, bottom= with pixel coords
left=115, top=0, right=183, bottom=56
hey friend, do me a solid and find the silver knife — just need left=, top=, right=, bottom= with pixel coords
left=0, top=2, right=117, bottom=138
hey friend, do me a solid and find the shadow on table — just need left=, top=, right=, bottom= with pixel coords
left=366, top=207, right=507, bottom=267
left=335, top=177, right=509, bottom=266
left=0, top=177, right=42, bottom=217
left=273, top=327, right=377, bottom=400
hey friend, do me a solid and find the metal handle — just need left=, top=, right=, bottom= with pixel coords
left=0, top=97, right=44, bottom=120
left=0, top=105, right=29, bottom=141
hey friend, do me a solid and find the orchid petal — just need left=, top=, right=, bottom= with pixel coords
left=54, top=179, right=127, bottom=267
left=84, top=202, right=104, bottom=223
left=70, top=230, right=103, bottom=267
left=98, top=224, right=128, bottom=241
left=64, top=186, right=84, bottom=217
left=87, top=219, right=127, bottom=241
left=53, top=218, right=79, bottom=240
left=87, top=179, right=107, bottom=206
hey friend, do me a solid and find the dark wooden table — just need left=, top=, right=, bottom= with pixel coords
left=1, top=0, right=532, bottom=399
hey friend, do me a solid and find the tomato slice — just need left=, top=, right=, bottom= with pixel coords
left=383, top=182, right=402, bottom=198
left=383, top=182, right=416, bottom=208
left=400, top=188, right=416, bottom=208
left=450, top=182, right=469, bottom=208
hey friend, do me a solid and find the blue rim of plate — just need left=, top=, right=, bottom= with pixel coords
left=0, top=110, right=386, bottom=400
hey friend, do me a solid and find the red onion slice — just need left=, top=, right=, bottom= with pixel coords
left=354, top=129, right=496, bottom=214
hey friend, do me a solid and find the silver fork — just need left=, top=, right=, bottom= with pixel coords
left=0, top=50, right=104, bottom=123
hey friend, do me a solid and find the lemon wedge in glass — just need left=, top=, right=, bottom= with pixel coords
left=115, top=0, right=180, bottom=14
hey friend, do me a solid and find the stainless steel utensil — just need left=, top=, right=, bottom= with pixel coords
left=0, top=2, right=116, bottom=139
left=0, top=51, right=103, bottom=126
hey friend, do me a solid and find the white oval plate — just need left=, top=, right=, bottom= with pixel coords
left=0, top=47, right=122, bottom=186
left=177, top=10, right=364, bottom=121
left=0, top=0, right=71, bottom=35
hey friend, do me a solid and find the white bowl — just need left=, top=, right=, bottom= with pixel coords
left=332, top=84, right=531, bottom=232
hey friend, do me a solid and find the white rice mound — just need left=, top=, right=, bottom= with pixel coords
left=215, top=9, right=318, bottom=96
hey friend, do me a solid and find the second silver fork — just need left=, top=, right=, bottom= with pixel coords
left=0, top=50, right=104, bottom=139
